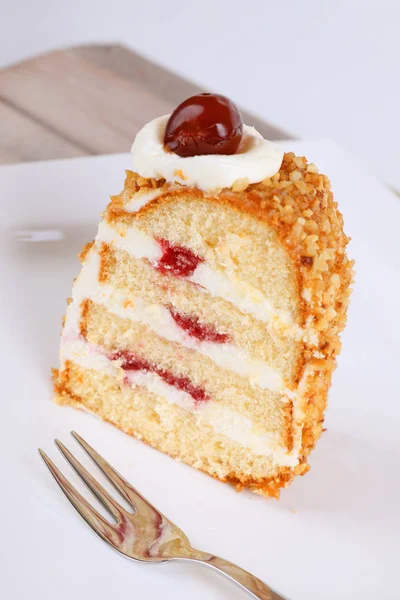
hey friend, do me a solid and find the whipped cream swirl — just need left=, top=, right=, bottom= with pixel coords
left=131, top=115, right=283, bottom=192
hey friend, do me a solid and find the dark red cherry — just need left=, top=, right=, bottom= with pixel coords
left=164, top=93, right=243, bottom=157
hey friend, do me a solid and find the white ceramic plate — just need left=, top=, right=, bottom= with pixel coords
left=1, top=141, right=399, bottom=600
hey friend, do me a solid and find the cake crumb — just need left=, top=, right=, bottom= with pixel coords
left=232, top=178, right=250, bottom=192
left=174, top=169, right=188, bottom=181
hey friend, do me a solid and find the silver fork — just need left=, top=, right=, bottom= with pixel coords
left=39, top=432, right=287, bottom=600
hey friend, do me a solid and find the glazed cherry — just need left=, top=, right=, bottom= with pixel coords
left=164, top=93, right=243, bottom=157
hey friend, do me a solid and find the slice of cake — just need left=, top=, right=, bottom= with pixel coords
left=54, top=93, right=353, bottom=497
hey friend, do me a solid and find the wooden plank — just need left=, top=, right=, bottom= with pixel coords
left=0, top=98, right=88, bottom=164
left=0, top=44, right=289, bottom=165
left=74, top=44, right=290, bottom=141
left=0, top=49, right=176, bottom=156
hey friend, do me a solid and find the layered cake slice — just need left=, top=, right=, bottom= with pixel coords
left=54, top=93, right=353, bottom=497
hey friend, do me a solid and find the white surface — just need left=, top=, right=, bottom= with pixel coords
left=131, top=115, right=284, bottom=190
left=0, top=141, right=399, bottom=600
left=1, top=0, right=400, bottom=191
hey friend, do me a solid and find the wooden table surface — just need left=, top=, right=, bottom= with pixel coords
left=0, top=44, right=289, bottom=165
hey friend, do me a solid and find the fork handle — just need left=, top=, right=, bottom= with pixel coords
left=186, top=553, right=287, bottom=600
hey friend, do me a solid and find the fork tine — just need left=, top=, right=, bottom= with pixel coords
left=71, top=431, right=159, bottom=516
left=39, top=449, right=118, bottom=546
left=55, top=440, right=125, bottom=522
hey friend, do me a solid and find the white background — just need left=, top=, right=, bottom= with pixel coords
left=1, top=0, right=400, bottom=189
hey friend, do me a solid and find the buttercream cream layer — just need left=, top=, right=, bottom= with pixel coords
left=61, top=337, right=299, bottom=467
left=97, top=221, right=303, bottom=338
left=64, top=246, right=296, bottom=396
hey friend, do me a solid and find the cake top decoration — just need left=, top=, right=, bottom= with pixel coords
left=164, top=93, right=243, bottom=157
left=131, top=93, right=284, bottom=191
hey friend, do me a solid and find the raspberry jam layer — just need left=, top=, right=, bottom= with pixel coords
left=169, top=308, right=230, bottom=344
left=156, top=239, right=203, bottom=277
left=110, top=350, right=208, bottom=403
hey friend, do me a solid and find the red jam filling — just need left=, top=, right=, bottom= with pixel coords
left=110, top=350, right=208, bottom=403
left=169, top=308, right=230, bottom=344
left=156, top=239, right=203, bottom=277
